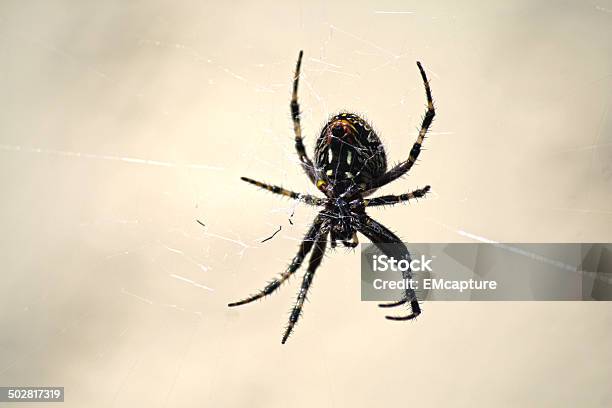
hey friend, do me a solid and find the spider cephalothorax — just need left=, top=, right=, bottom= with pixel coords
left=229, top=51, right=436, bottom=344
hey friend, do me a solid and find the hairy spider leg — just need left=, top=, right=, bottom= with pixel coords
left=358, top=215, right=421, bottom=320
left=240, top=177, right=324, bottom=206
left=365, top=62, right=435, bottom=192
left=290, top=50, right=319, bottom=187
left=228, top=217, right=325, bottom=307
left=281, top=224, right=329, bottom=344
left=363, top=185, right=431, bottom=207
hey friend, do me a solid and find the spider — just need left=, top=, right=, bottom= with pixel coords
left=229, top=51, right=435, bottom=344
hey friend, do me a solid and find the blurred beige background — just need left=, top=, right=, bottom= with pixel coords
left=1, top=0, right=611, bottom=406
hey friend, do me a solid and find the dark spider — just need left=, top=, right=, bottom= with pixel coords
left=229, top=51, right=435, bottom=344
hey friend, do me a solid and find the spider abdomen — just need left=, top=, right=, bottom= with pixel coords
left=314, top=112, right=387, bottom=195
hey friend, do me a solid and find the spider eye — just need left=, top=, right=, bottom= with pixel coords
left=331, top=125, right=345, bottom=137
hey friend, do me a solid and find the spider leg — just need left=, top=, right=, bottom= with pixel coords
left=240, top=177, right=324, bottom=206
left=290, top=50, right=318, bottom=185
left=228, top=217, right=324, bottom=307
left=365, top=62, right=435, bottom=192
left=357, top=215, right=421, bottom=320
left=281, top=223, right=329, bottom=344
left=378, top=298, right=408, bottom=308
left=364, top=186, right=431, bottom=207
